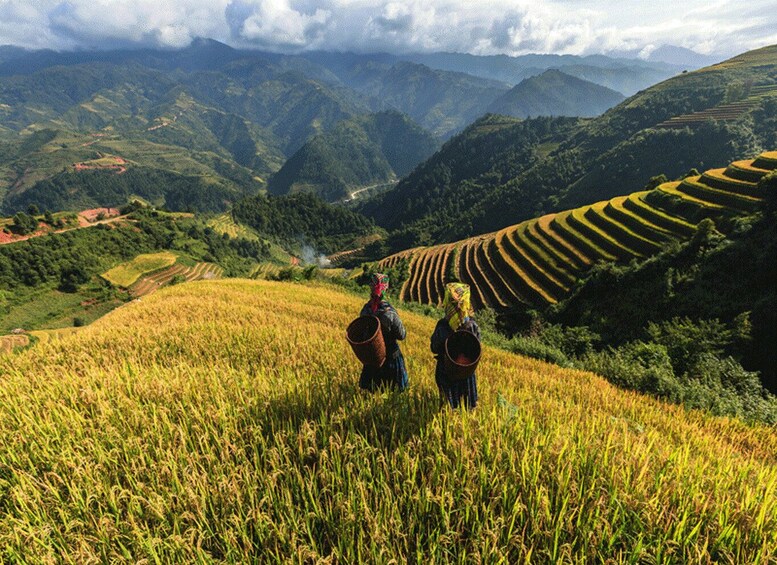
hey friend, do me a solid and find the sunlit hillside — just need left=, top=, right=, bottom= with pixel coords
left=380, top=151, right=775, bottom=309
left=1, top=279, right=774, bottom=562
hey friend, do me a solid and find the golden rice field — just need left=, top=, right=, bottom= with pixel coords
left=29, top=327, right=83, bottom=344
left=101, top=251, right=178, bottom=288
left=0, top=334, right=28, bottom=353
left=0, top=279, right=775, bottom=563
left=381, top=151, right=775, bottom=309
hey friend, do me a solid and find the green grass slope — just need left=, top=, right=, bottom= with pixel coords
left=0, top=279, right=774, bottom=562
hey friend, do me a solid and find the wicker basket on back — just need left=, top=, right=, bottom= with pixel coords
left=346, top=315, right=386, bottom=367
left=444, top=330, right=481, bottom=380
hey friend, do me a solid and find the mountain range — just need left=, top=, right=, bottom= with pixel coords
left=0, top=39, right=686, bottom=214
left=399, top=50, right=685, bottom=95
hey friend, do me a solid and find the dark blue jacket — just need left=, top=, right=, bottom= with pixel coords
left=430, top=317, right=480, bottom=409
left=360, top=300, right=406, bottom=356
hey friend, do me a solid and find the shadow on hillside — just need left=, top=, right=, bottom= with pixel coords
left=346, top=386, right=442, bottom=451
left=244, top=380, right=442, bottom=453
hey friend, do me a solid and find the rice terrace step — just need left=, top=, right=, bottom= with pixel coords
left=130, top=262, right=224, bottom=298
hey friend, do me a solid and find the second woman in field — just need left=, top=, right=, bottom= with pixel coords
left=431, top=283, right=480, bottom=409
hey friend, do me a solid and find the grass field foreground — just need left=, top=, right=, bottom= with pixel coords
left=101, top=251, right=178, bottom=288
left=0, top=279, right=775, bottom=562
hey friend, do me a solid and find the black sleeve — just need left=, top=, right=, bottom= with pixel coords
left=381, top=306, right=406, bottom=341
left=430, top=319, right=450, bottom=354
left=390, top=308, right=407, bottom=341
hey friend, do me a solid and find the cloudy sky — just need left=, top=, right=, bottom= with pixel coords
left=0, top=0, right=775, bottom=58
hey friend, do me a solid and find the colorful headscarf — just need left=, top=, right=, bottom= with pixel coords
left=368, top=273, right=389, bottom=313
left=443, top=282, right=472, bottom=330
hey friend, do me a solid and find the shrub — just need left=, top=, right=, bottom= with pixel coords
left=682, top=354, right=777, bottom=424
left=73, top=317, right=85, bottom=327
left=537, top=324, right=600, bottom=357
left=59, top=264, right=90, bottom=293
left=274, top=267, right=297, bottom=281
left=581, top=341, right=678, bottom=396
left=644, top=174, right=668, bottom=190
left=645, top=317, right=732, bottom=375
left=12, top=212, right=38, bottom=235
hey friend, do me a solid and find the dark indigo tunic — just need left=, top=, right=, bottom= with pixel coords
left=358, top=300, right=408, bottom=392
left=431, top=317, right=480, bottom=409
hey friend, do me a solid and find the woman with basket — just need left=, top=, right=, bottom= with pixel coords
left=356, top=273, right=409, bottom=392
left=431, top=283, right=481, bottom=410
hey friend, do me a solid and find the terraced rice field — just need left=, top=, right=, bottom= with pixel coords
left=1, top=280, right=775, bottom=561
left=102, top=252, right=178, bottom=288
left=28, top=327, right=83, bottom=345
left=207, top=213, right=260, bottom=241
left=656, top=85, right=777, bottom=129
left=378, top=152, right=775, bottom=310
left=129, top=262, right=224, bottom=298
left=327, top=247, right=362, bottom=265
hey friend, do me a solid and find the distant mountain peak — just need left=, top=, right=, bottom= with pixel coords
left=187, top=37, right=235, bottom=52
left=487, top=69, right=624, bottom=119
left=645, top=44, right=719, bottom=68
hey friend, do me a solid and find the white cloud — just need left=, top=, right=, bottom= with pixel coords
left=0, top=0, right=772, bottom=58
left=231, top=0, right=331, bottom=50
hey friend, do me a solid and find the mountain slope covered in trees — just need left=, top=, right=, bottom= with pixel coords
left=268, top=111, right=439, bottom=202
left=487, top=70, right=625, bottom=118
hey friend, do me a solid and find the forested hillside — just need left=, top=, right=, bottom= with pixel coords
left=232, top=192, right=377, bottom=253
left=487, top=70, right=625, bottom=118
left=360, top=114, right=583, bottom=246
left=268, top=111, right=439, bottom=202
left=0, top=52, right=361, bottom=212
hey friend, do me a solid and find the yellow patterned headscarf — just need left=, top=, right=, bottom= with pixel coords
left=443, top=282, right=472, bottom=330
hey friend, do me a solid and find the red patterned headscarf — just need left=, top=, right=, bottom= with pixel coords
left=368, top=273, right=389, bottom=313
